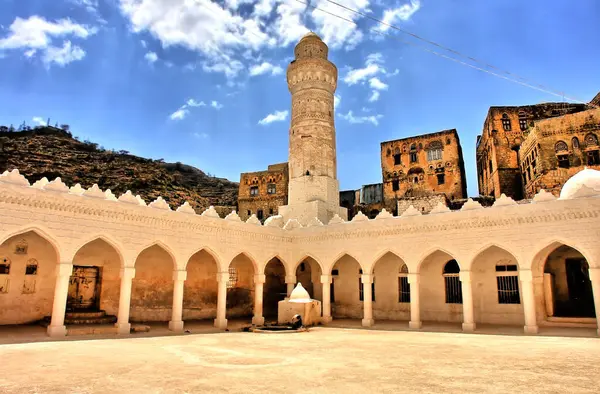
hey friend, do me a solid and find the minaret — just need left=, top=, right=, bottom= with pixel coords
left=278, top=32, right=348, bottom=225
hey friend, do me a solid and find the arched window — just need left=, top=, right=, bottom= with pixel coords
left=443, top=260, right=462, bottom=304
left=0, top=257, right=10, bottom=274
left=398, top=264, right=410, bottom=303
left=495, top=262, right=520, bottom=304
left=555, top=141, right=568, bottom=152
left=501, top=113, right=512, bottom=131
left=585, top=133, right=599, bottom=146
left=409, top=144, right=418, bottom=163
left=427, top=141, right=443, bottom=161
left=572, top=137, right=580, bottom=149
left=393, top=147, right=401, bottom=165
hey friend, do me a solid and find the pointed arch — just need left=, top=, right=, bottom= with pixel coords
left=134, top=240, right=177, bottom=269
left=292, top=253, right=325, bottom=274
left=264, top=254, right=288, bottom=276
left=72, top=234, right=126, bottom=268
left=416, top=247, right=459, bottom=273
left=467, top=242, right=519, bottom=271
left=184, top=246, right=222, bottom=270
left=531, top=238, right=595, bottom=272
left=330, top=251, right=365, bottom=274
left=228, top=251, right=258, bottom=272
left=0, top=226, right=61, bottom=262
left=370, top=249, right=407, bottom=275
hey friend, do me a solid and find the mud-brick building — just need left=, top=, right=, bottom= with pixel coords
left=237, top=163, right=289, bottom=222
left=476, top=102, right=589, bottom=200
left=380, top=129, right=467, bottom=214
left=520, top=108, right=600, bottom=198
left=340, top=183, right=384, bottom=220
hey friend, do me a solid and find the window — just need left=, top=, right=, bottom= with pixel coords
left=393, top=153, right=401, bottom=165
left=427, top=149, right=442, bottom=161
left=267, top=183, right=276, bottom=194
left=413, top=176, right=419, bottom=184
left=392, top=179, right=399, bottom=191
left=250, top=186, right=259, bottom=196
left=269, top=208, right=274, bottom=215
left=501, top=114, right=511, bottom=131
left=585, top=133, right=599, bottom=146
left=489, top=160, right=493, bottom=173
left=436, top=173, right=445, bottom=185
left=410, top=152, right=418, bottom=163
left=443, top=260, right=462, bottom=304
left=25, top=259, right=38, bottom=275
left=227, top=267, right=238, bottom=289
left=247, top=210, right=251, bottom=216
left=572, top=137, right=580, bottom=149
left=398, top=264, right=410, bottom=303
left=557, top=155, right=570, bottom=168
left=14, top=239, right=27, bottom=254
left=555, top=141, right=568, bottom=152
left=587, top=150, right=600, bottom=165
left=257, top=209, right=264, bottom=220
left=0, top=257, right=10, bottom=274
left=495, top=263, right=520, bottom=304
left=519, top=118, right=528, bottom=131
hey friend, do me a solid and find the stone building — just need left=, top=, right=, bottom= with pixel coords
left=238, top=163, right=289, bottom=222
left=1, top=33, right=600, bottom=341
left=520, top=108, right=600, bottom=198
left=380, top=129, right=467, bottom=214
left=340, top=183, right=383, bottom=220
left=476, top=102, right=589, bottom=200
left=591, top=92, right=600, bottom=108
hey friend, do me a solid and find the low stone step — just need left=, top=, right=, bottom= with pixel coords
left=65, top=311, right=107, bottom=319
left=65, top=315, right=117, bottom=325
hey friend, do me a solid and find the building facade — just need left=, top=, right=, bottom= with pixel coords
left=1, top=34, right=600, bottom=341
left=238, top=163, right=289, bottom=222
left=476, top=103, right=589, bottom=200
left=381, top=129, right=467, bottom=214
left=520, top=108, right=600, bottom=198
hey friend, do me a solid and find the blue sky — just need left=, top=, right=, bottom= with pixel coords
left=0, top=0, right=599, bottom=197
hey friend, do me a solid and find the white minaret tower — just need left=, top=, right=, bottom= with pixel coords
left=278, top=32, right=348, bottom=225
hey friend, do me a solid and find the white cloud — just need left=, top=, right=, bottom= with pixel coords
left=32, top=117, right=47, bottom=126
left=140, top=39, right=147, bottom=48
left=211, top=101, right=223, bottom=110
left=249, top=62, right=283, bottom=77
left=368, top=90, right=380, bottom=102
left=369, top=77, right=388, bottom=90
left=343, top=53, right=385, bottom=85
left=144, top=51, right=158, bottom=63
left=187, top=99, right=206, bottom=107
left=311, top=0, right=369, bottom=50
left=334, top=94, right=341, bottom=109
left=380, top=0, right=421, bottom=31
left=42, top=41, right=86, bottom=67
left=0, top=16, right=94, bottom=67
left=339, top=110, right=383, bottom=126
left=258, top=110, right=288, bottom=125
left=170, top=108, right=188, bottom=120
left=192, top=132, right=209, bottom=139
left=70, top=0, right=100, bottom=14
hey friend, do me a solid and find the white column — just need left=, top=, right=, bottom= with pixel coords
left=214, top=271, right=229, bottom=329
left=589, top=268, right=600, bottom=337
left=320, top=274, right=332, bottom=323
left=459, top=271, right=476, bottom=332
left=115, top=266, right=135, bottom=334
left=252, top=274, right=266, bottom=325
left=47, top=262, right=73, bottom=337
left=519, top=269, right=539, bottom=334
left=169, top=270, right=187, bottom=332
left=361, top=274, right=374, bottom=327
left=285, top=275, right=296, bottom=297
left=407, top=273, right=422, bottom=329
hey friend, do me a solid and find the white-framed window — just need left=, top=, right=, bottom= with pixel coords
left=496, top=263, right=520, bottom=304
left=398, top=264, right=410, bottom=303
left=443, top=260, right=462, bottom=304
left=427, top=149, right=442, bottom=161
left=250, top=186, right=259, bottom=196
left=267, top=183, right=276, bottom=194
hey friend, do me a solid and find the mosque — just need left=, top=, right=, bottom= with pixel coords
left=0, top=33, right=599, bottom=338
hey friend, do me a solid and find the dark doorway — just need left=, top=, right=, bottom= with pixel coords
left=67, top=266, right=101, bottom=311
left=564, top=259, right=596, bottom=317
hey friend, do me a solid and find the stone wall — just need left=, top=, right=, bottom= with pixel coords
left=397, top=194, right=447, bottom=215
left=381, top=129, right=467, bottom=214
left=238, top=163, right=289, bottom=222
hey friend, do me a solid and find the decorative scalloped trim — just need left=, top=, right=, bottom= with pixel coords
left=44, top=177, right=69, bottom=193
left=69, top=183, right=85, bottom=195
left=83, top=184, right=106, bottom=199
left=105, top=189, right=118, bottom=201
left=136, top=195, right=147, bottom=206
left=351, top=211, right=369, bottom=222
left=532, top=189, right=556, bottom=203
left=430, top=202, right=450, bottom=214
left=375, top=209, right=393, bottom=219
left=401, top=205, right=422, bottom=217
left=460, top=198, right=483, bottom=211
left=0, top=169, right=30, bottom=187
left=264, top=215, right=284, bottom=228
left=118, top=190, right=139, bottom=205
left=149, top=196, right=171, bottom=210
left=492, top=193, right=517, bottom=207
left=283, top=218, right=302, bottom=230
left=225, top=210, right=242, bottom=221
left=176, top=201, right=196, bottom=214
left=328, top=214, right=345, bottom=225
left=31, top=177, right=50, bottom=190
left=306, top=217, right=324, bottom=227
left=246, top=214, right=262, bottom=225
left=201, top=206, right=220, bottom=218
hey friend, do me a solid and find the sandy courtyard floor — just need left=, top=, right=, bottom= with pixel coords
left=1, top=327, right=599, bottom=394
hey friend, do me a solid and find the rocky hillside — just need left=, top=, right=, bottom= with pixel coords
left=0, top=126, right=239, bottom=213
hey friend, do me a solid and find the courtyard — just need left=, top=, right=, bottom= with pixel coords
left=1, top=325, right=599, bottom=393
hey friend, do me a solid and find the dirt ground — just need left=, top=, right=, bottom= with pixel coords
left=1, top=327, right=599, bottom=394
